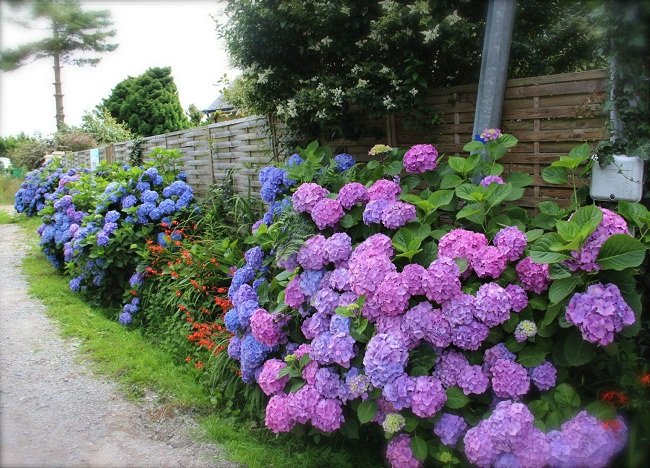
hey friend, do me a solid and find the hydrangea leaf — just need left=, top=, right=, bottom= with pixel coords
left=357, top=399, right=378, bottom=424
left=542, top=166, right=569, bottom=185
left=596, top=234, right=647, bottom=271
left=439, top=174, right=463, bottom=189
left=585, top=401, right=616, bottom=421
left=444, top=386, right=469, bottom=409
left=538, top=201, right=565, bottom=218
left=507, top=172, right=533, bottom=188
left=463, top=140, right=484, bottom=152
left=554, top=383, right=581, bottom=409
left=530, top=234, right=571, bottom=263
left=517, top=346, right=548, bottom=367
left=562, top=329, right=596, bottom=366
left=548, top=276, right=580, bottom=304
left=410, top=436, right=428, bottom=462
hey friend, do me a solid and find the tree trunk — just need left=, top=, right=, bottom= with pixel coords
left=52, top=15, right=65, bottom=132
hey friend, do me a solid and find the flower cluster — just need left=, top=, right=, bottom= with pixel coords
left=14, top=160, right=67, bottom=216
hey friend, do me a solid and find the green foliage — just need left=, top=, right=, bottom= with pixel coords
left=100, top=67, right=190, bottom=137
left=7, top=135, right=53, bottom=170
left=220, top=0, right=606, bottom=140
left=80, top=109, right=134, bottom=144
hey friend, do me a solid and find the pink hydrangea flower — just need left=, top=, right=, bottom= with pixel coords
left=292, top=183, right=329, bottom=213
left=311, top=197, right=344, bottom=230
left=516, top=256, right=551, bottom=294
left=403, top=144, right=439, bottom=173
left=367, top=179, right=401, bottom=201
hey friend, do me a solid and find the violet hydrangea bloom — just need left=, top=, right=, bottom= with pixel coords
left=452, top=319, right=489, bottom=351
left=324, top=233, right=352, bottom=265
left=490, top=358, right=531, bottom=399
left=480, top=128, right=502, bottom=141
left=438, top=229, right=488, bottom=266
left=434, top=349, right=469, bottom=388
left=364, top=333, right=409, bottom=387
left=382, top=373, right=415, bottom=410
left=480, top=175, right=505, bottom=186
left=530, top=360, right=557, bottom=391
left=434, top=413, right=468, bottom=446
left=400, top=263, right=426, bottom=296
left=362, top=199, right=390, bottom=225
left=403, top=144, right=439, bottom=173
left=493, top=226, right=527, bottom=261
left=265, top=393, right=296, bottom=433
left=516, top=256, right=551, bottom=294
left=329, top=268, right=351, bottom=292
left=423, top=257, right=461, bottom=304
left=312, top=398, right=344, bottom=433
left=257, top=359, right=290, bottom=395
left=297, top=235, right=327, bottom=270
left=250, top=309, right=288, bottom=346
left=349, top=253, right=396, bottom=297
left=474, top=282, right=512, bottom=327
left=566, top=207, right=629, bottom=272
left=337, top=182, right=369, bottom=209
left=312, top=287, right=340, bottom=314
left=287, top=384, right=319, bottom=424
left=386, top=434, right=422, bottom=468
left=314, top=367, right=343, bottom=399
left=367, top=179, right=401, bottom=201
left=311, top=197, right=345, bottom=230
left=381, top=201, right=417, bottom=229
left=483, top=343, right=516, bottom=376
left=411, top=376, right=446, bottom=418
left=351, top=233, right=394, bottom=260
left=565, top=282, right=635, bottom=346
left=505, top=284, right=528, bottom=312
left=441, top=293, right=476, bottom=326
left=284, top=276, right=305, bottom=309
left=292, top=183, right=329, bottom=214
left=471, top=245, right=507, bottom=278
left=374, top=272, right=411, bottom=316
left=457, top=364, right=489, bottom=395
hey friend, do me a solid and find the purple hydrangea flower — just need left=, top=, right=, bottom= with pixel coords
left=287, top=384, right=319, bottom=424
left=400, top=263, right=426, bottom=296
left=329, top=267, right=351, bottom=291
left=411, top=376, right=446, bottom=418
left=292, top=183, right=329, bottom=214
left=474, top=282, right=512, bottom=327
left=566, top=207, right=629, bottom=272
left=493, top=226, right=527, bottom=262
left=530, top=360, right=557, bottom=391
left=374, top=272, right=411, bottom=316
left=452, top=319, right=489, bottom=350
left=423, top=256, right=461, bottom=304
left=516, top=256, right=551, bottom=294
left=312, top=398, right=344, bottom=433
left=505, top=284, right=529, bottom=312
left=257, top=359, right=290, bottom=395
left=471, top=246, right=507, bottom=279
left=483, top=343, right=516, bottom=376
left=350, top=233, right=394, bottom=260
left=434, top=349, right=469, bottom=388
left=345, top=370, right=372, bottom=400
left=284, top=276, right=305, bottom=309
left=480, top=175, right=505, bottom=186
left=314, top=367, right=343, bottom=399
left=244, top=246, right=265, bottom=270
left=362, top=199, right=390, bottom=225
left=382, top=373, right=415, bottom=410
left=403, top=144, right=438, bottom=173
left=438, top=229, right=488, bottom=266
left=565, top=282, right=635, bottom=346
left=300, top=269, right=325, bottom=297
left=250, top=309, right=288, bottom=346
left=480, top=128, right=502, bottom=141
left=457, top=365, right=489, bottom=395
left=381, top=201, right=417, bottom=229
left=441, top=293, right=476, bottom=326
left=297, top=235, right=327, bottom=270
left=434, top=413, right=468, bottom=446
left=337, top=182, right=369, bottom=209
left=302, top=312, right=331, bottom=340
left=311, top=198, right=345, bottom=230
left=367, top=179, right=401, bottom=201
left=363, top=334, right=409, bottom=387
left=312, top=287, right=340, bottom=314
left=232, top=284, right=258, bottom=307
left=386, top=434, right=422, bottom=468
left=324, top=233, right=352, bottom=265
left=227, top=336, right=241, bottom=360
left=265, top=394, right=296, bottom=433
left=491, top=358, right=531, bottom=399
left=349, top=254, right=396, bottom=297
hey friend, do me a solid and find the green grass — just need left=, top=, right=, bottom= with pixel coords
left=0, top=175, right=22, bottom=205
left=0, top=210, right=15, bottom=224
left=16, top=217, right=383, bottom=468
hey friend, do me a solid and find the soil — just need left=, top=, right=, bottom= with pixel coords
left=0, top=209, right=238, bottom=468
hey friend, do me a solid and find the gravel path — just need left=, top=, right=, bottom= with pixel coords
left=0, top=213, right=238, bottom=468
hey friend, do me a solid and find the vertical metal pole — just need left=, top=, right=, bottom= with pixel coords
left=472, top=0, right=516, bottom=137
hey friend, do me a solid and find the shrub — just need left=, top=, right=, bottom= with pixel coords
left=14, top=159, right=65, bottom=216
left=223, top=134, right=648, bottom=467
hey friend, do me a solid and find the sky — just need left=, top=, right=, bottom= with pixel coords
left=0, top=0, right=239, bottom=137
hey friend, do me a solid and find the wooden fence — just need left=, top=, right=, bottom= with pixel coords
left=62, top=69, right=609, bottom=206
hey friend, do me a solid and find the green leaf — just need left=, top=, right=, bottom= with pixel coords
left=427, top=190, right=454, bottom=211
left=530, top=235, right=571, bottom=264
left=549, top=263, right=571, bottom=279
left=392, top=228, right=413, bottom=253
left=562, top=329, right=596, bottom=367
left=538, top=201, right=565, bottom=217
left=339, top=418, right=359, bottom=439
left=335, top=306, right=355, bottom=318
left=555, top=220, right=581, bottom=242
left=413, top=241, right=437, bottom=265
left=439, top=174, right=463, bottom=189
left=357, top=400, right=378, bottom=424
left=507, top=172, right=533, bottom=187
left=456, top=203, right=486, bottom=225
left=518, top=346, right=549, bottom=367
left=445, top=386, right=469, bottom=409
left=542, top=166, right=569, bottom=184
left=572, top=205, right=602, bottom=238
left=487, top=163, right=504, bottom=176
left=554, top=383, right=581, bottom=409
left=548, top=276, right=580, bottom=304
left=448, top=157, right=469, bottom=174
left=528, top=400, right=550, bottom=420
left=455, top=183, right=479, bottom=201
left=596, top=234, right=647, bottom=270
left=499, top=134, right=518, bottom=148
left=526, top=229, right=544, bottom=243
left=410, top=436, right=428, bottom=462
left=401, top=174, right=421, bottom=190
left=288, top=379, right=306, bottom=393
left=463, top=140, right=484, bottom=152
left=385, top=160, right=403, bottom=176
left=585, top=401, right=616, bottom=421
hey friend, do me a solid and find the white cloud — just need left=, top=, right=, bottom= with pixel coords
left=0, top=0, right=239, bottom=137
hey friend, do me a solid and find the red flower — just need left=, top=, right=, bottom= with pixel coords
left=600, top=391, right=629, bottom=407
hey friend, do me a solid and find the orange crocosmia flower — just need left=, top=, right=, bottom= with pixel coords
left=185, top=356, right=192, bottom=363
left=194, top=361, right=204, bottom=369
left=600, top=391, right=629, bottom=407
left=601, top=419, right=623, bottom=431
left=640, top=373, right=650, bottom=386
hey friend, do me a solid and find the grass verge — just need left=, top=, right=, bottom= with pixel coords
left=16, top=216, right=383, bottom=468
left=0, top=175, right=22, bottom=205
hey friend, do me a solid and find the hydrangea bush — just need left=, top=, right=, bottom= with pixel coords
left=14, top=159, right=67, bottom=216
left=224, top=134, right=648, bottom=467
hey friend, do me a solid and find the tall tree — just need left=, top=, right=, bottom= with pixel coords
left=0, top=0, right=118, bottom=131
left=100, top=67, right=190, bottom=137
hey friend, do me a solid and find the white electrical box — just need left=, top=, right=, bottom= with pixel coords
left=590, top=155, right=644, bottom=202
